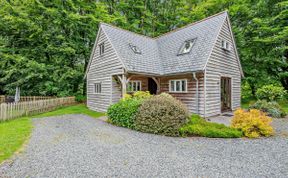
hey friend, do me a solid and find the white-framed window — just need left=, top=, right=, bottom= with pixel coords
left=94, top=83, right=101, bottom=93
left=127, top=80, right=141, bottom=92
left=221, top=40, right=231, bottom=51
left=178, top=38, right=197, bottom=55
left=169, top=79, right=187, bottom=92
left=99, top=43, right=104, bottom=55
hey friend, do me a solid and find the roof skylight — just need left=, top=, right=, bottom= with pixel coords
left=178, top=38, right=196, bottom=55
left=129, top=43, right=141, bottom=54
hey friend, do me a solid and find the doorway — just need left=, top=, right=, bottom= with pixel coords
left=148, top=78, right=158, bottom=95
left=221, top=77, right=231, bottom=112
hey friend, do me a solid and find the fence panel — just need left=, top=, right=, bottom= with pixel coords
left=0, top=97, right=75, bottom=121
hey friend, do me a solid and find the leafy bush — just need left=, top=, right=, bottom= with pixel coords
left=134, top=95, right=189, bottom=136
left=180, top=114, right=243, bottom=138
left=249, top=100, right=286, bottom=118
left=107, top=98, right=143, bottom=128
left=75, top=95, right=86, bottom=103
left=256, top=85, right=286, bottom=101
left=241, top=81, right=253, bottom=100
left=231, top=109, right=274, bottom=138
left=133, top=91, right=152, bottom=99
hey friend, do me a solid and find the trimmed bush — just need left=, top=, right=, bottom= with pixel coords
left=133, top=91, right=152, bottom=99
left=231, top=109, right=274, bottom=138
left=256, top=85, right=286, bottom=101
left=107, top=98, right=142, bottom=128
left=134, top=94, right=189, bottom=136
left=249, top=100, right=286, bottom=118
left=75, top=95, right=86, bottom=103
left=180, top=114, right=243, bottom=138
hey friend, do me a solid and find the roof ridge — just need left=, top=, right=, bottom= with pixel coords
left=99, top=11, right=228, bottom=40
left=154, top=11, right=228, bottom=39
left=100, top=22, right=154, bottom=40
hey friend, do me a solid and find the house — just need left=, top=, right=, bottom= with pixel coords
left=84, top=11, right=243, bottom=118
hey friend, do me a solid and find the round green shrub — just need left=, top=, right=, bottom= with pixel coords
left=75, top=95, right=86, bottom=103
left=249, top=100, right=286, bottom=118
left=256, top=85, right=286, bottom=101
left=134, top=95, right=190, bottom=136
left=107, top=98, right=143, bottom=128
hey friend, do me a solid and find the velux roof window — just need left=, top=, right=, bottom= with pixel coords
left=178, top=38, right=196, bottom=55
left=129, top=43, right=141, bottom=54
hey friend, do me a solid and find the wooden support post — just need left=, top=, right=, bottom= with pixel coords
left=122, top=74, right=127, bottom=98
left=151, top=77, right=160, bottom=94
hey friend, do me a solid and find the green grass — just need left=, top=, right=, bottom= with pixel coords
left=0, top=117, right=32, bottom=163
left=35, top=104, right=105, bottom=118
left=0, top=104, right=104, bottom=164
left=180, top=114, right=243, bottom=138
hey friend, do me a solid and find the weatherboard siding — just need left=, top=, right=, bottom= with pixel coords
left=160, top=73, right=205, bottom=116
left=87, top=28, right=124, bottom=112
left=205, top=18, right=241, bottom=117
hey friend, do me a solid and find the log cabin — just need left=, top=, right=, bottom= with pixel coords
left=84, top=11, right=243, bottom=118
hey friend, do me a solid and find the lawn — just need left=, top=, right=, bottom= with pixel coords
left=0, top=104, right=104, bottom=164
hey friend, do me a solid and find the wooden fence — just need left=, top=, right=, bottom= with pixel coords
left=0, top=96, right=56, bottom=103
left=0, top=97, right=75, bottom=121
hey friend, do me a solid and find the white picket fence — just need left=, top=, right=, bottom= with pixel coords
left=0, top=97, right=76, bottom=121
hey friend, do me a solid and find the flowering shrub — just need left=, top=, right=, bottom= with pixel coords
left=133, top=91, right=152, bottom=99
left=231, top=109, right=274, bottom=138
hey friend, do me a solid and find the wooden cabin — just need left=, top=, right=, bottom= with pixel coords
left=85, top=11, right=243, bottom=118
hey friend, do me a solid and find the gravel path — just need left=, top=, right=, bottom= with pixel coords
left=0, top=114, right=288, bottom=178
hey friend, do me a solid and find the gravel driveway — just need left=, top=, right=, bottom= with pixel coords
left=0, top=114, right=288, bottom=178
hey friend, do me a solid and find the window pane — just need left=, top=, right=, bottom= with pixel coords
left=133, top=82, right=137, bottom=91
left=176, top=81, right=180, bottom=91
left=137, top=82, right=141, bottom=91
left=182, top=80, right=186, bottom=91
left=170, top=81, right=174, bottom=91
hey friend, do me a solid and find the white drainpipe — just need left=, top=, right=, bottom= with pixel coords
left=192, top=72, right=199, bottom=114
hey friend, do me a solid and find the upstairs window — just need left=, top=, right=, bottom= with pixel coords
left=221, top=40, right=231, bottom=51
left=127, top=81, right=141, bottom=92
left=169, top=79, right=187, bottom=92
left=129, top=43, right=141, bottom=54
left=99, top=43, right=104, bottom=55
left=94, top=83, right=101, bottom=93
left=178, top=38, right=196, bottom=55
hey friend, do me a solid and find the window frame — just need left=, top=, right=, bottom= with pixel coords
left=177, top=38, right=197, bottom=56
left=99, top=42, right=105, bottom=55
left=94, top=83, right=102, bottom=94
left=221, top=40, right=231, bottom=51
left=127, top=80, right=142, bottom=92
left=169, top=79, right=188, bottom=93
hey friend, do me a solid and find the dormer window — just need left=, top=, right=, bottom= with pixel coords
left=178, top=38, right=196, bottom=55
left=221, top=40, right=231, bottom=51
left=99, top=43, right=104, bottom=55
left=129, top=43, right=141, bottom=54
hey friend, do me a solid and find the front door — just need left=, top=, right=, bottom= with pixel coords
left=148, top=78, right=158, bottom=95
left=221, top=77, right=231, bottom=112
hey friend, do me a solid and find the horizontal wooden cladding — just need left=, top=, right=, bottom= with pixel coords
left=205, top=18, right=241, bottom=116
left=160, top=73, right=205, bottom=116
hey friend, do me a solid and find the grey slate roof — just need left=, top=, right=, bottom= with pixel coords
left=101, top=11, right=228, bottom=75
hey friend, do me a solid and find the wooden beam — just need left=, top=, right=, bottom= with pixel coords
left=151, top=77, right=160, bottom=93
left=121, top=74, right=127, bottom=98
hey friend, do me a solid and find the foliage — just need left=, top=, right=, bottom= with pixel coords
left=241, top=81, right=253, bottom=100
left=159, top=92, right=174, bottom=99
left=231, top=109, right=274, bottom=138
left=107, top=98, right=143, bottom=128
left=75, top=95, right=86, bottom=103
left=249, top=100, right=286, bottom=118
left=180, top=114, right=243, bottom=138
left=256, top=85, right=287, bottom=101
left=0, top=0, right=287, bottom=96
left=133, top=91, right=152, bottom=99
left=134, top=95, right=189, bottom=136
left=0, top=117, right=32, bottom=163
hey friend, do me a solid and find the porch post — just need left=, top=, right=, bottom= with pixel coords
left=122, top=74, right=127, bottom=98
left=151, top=77, right=160, bottom=94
